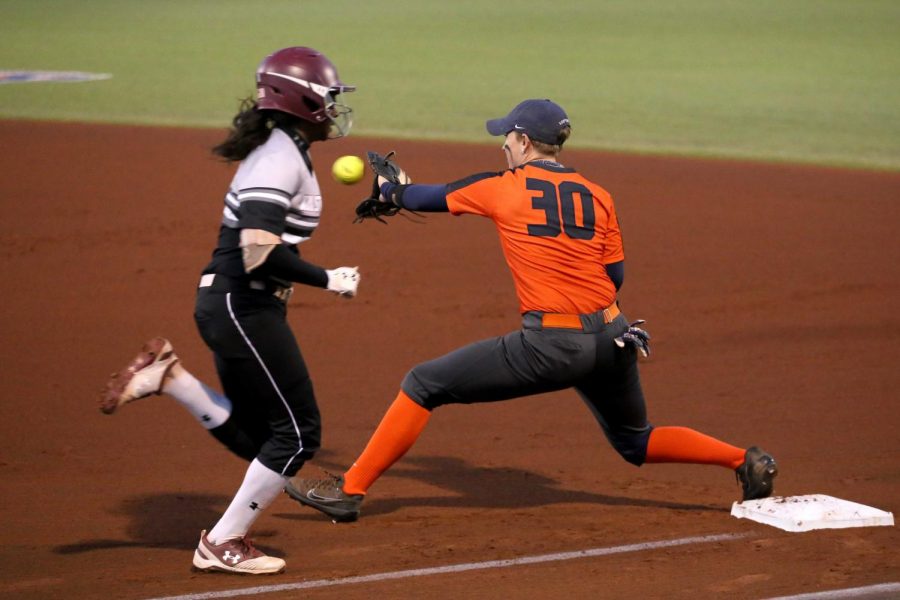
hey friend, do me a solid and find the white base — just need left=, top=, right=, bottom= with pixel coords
left=731, top=494, right=894, bottom=532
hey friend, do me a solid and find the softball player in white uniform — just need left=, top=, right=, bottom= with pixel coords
left=102, top=47, right=359, bottom=575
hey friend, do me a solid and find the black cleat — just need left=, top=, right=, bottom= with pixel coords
left=735, top=446, right=778, bottom=501
left=285, top=473, right=363, bottom=523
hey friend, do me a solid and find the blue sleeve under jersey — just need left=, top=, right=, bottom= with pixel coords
left=606, top=260, right=624, bottom=291
left=380, top=182, right=449, bottom=212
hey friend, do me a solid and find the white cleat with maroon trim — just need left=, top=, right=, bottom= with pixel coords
left=100, top=337, right=179, bottom=414
left=192, top=530, right=285, bottom=575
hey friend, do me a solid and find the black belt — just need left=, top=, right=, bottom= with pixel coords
left=198, top=273, right=293, bottom=302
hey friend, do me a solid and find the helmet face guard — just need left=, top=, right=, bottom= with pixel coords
left=255, top=47, right=356, bottom=138
left=323, top=89, right=353, bottom=139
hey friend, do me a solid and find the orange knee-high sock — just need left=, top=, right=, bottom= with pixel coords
left=343, top=391, right=431, bottom=495
left=644, top=426, right=745, bottom=469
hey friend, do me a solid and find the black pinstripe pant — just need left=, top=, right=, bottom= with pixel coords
left=194, top=286, right=320, bottom=477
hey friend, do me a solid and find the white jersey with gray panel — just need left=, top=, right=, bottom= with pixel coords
left=224, top=128, right=321, bottom=243
left=204, top=128, right=320, bottom=280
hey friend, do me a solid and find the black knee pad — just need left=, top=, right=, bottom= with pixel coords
left=607, top=426, right=653, bottom=466
left=208, top=417, right=263, bottom=462
left=400, top=369, right=440, bottom=410
left=280, top=448, right=317, bottom=478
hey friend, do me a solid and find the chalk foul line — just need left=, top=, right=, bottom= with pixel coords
left=763, top=582, right=900, bottom=600
left=147, top=532, right=748, bottom=600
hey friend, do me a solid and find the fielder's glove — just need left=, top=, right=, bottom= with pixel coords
left=614, top=320, right=651, bottom=357
left=354, top=151, right=415, bottom=223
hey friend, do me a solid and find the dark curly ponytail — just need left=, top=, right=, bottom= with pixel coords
left=213, top=98, right=303, bottom=162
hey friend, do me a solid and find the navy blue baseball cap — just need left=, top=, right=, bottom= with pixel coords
left=485, top=99, right=571, bottom=145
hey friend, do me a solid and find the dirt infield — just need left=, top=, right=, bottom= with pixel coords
left=1, top=120, right=898, bottom=599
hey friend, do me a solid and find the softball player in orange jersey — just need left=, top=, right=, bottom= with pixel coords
left=286, top=99, right=777, bottom=522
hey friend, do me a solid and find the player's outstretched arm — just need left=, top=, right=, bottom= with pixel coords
left=354, top=151, right=448, bottom=222
left=380, top=182, right=449, bottom=212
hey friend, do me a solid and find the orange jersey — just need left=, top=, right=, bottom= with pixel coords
left=446, top=162, right=624, bottom=314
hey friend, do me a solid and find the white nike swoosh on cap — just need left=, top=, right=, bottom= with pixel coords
left=513, top=124, right=526, bottom=130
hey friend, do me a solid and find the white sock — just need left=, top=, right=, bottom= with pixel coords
left=207, top=459, right=286, bottom=544
left=161, top=369, right=231, bottom=429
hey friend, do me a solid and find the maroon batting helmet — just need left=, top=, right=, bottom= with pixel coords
left=256, top=47, right=356, bottom=138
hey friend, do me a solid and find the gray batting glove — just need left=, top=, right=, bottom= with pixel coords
left=614, top=319, right=651, bottom=357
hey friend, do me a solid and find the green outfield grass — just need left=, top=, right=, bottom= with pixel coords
left=1, top=0, right=899, bottom=170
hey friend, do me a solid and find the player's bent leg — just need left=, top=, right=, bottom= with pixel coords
left=604, top=425, right=653, bottom=466
left=577, top=337, right=778, bottom=500
left=288, top=331, right=573, bottom=522
left=103, top=343, right=260, bottom=463
left=645, top=428, right=778, bottom=500
left=344, top=333, right=555, bottom=495
left=576, top=351, right=654, bottom=466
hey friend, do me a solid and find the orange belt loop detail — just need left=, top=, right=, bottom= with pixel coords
left=541, top=313, right=583, bottom=329
left=601, top=302, right=620, bottom=324
left=540, top=302, right=619, bottom=330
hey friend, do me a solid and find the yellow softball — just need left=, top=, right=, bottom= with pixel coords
left=331, top=155, right=366, bottom=185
